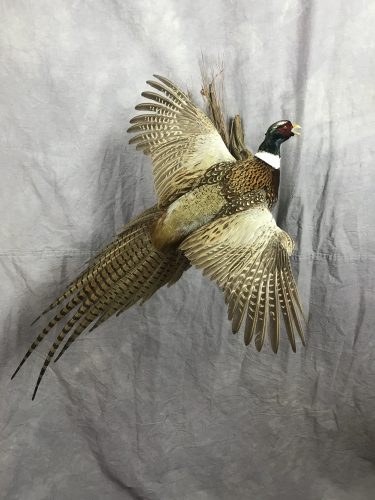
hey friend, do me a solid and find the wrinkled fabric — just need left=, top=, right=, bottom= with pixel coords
left=1, top=1, right=375, bottom=499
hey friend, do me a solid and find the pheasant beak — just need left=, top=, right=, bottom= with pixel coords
left=292, top=123, right=301, bottom=136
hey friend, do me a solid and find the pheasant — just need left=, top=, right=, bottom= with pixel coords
left=12, top=75, right=305, bottom=399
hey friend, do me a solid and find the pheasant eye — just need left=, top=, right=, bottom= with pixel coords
left=277, top=122, right=292, bottom=132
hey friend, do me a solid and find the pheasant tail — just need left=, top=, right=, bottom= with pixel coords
left=12, top=206, right=189, bottom=399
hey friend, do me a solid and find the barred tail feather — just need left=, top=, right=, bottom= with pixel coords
left=29, top=208, right=160, bottom=325
left=55, top=250, right=188, bottom=363
left=12, top=207, right=189, bottom=398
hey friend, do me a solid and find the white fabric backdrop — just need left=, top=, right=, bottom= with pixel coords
left=1, top=1, right=375, bottom=499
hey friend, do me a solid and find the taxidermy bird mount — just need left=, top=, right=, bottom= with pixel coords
left=12, top=70, right=305, bottom=399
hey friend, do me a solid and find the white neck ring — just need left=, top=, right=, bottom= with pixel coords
left=255, top=151, right=280, bottom=169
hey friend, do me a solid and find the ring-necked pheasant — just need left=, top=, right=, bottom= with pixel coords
left=12, top=75, right=305, bottom=399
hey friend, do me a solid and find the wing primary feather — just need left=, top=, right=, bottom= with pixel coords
left=252, top=247, right=275, bottom=350
left=153, top=74, right=191, bottom=98
left=259, top=270, right=271, bottom=351
left=277, top=249, right=296, bottom=352
left=146, top=80, right=185, bottom=103
left=282, top=257, right=306, bottom=322
left=231, top=260, right=261, bottom=335
left=147, top=78, right=197, bottom=114
left=267, top=268, right=279, bottom=353
left=244, top=245, right=273, bottom=347
left=134, top=102, right=176, bottom=114
left=229, top=244, right=267, bottom=329
left=226, top=250, right=260, bottom=318
left=280, top=252, right=306, bottom=345
left=140, top=91, right=181, bottom=110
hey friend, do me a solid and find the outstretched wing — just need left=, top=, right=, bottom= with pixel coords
left=180, top=200, right=305, bottom=352
left=128, top=75, right=235, bottom=207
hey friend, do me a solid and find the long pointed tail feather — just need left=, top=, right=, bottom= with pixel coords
left=29, top=209, right=159, bottom=326
left=12, top=207, right=189, bottom=398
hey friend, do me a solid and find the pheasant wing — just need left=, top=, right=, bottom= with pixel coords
left=128, top=75, right=235, bottom=206
left=180, top=202, right=305, bottom=351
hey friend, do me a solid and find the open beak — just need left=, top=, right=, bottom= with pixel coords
left=292, top=123, right=301, bottom=136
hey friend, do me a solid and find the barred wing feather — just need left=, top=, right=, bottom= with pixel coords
left=180, top=204, right=305, bottom=352
left=128, top=75, right=235, bottom=206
